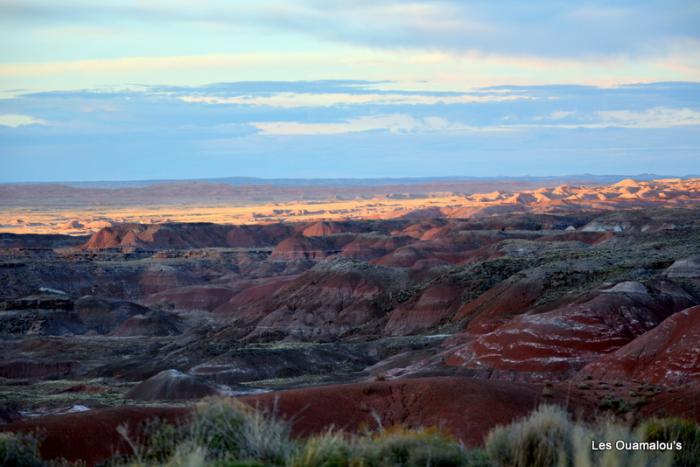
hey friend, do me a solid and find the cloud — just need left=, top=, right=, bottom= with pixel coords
left=1, top=80, right=699, bottom=182
left=0, top=113, right=45, bottom=127
left=254, top=114, right=420, bottom=135
left=549, top=111, right=575, bottom=120
left=180, top=92, right=534, bottom=108
left=597, top=107, right=700, bottom=128
left=3, top=50, right=699, bottom=94
left=253, top=114, right=516, bottom=135
left=2, top=1, right=699, bottom=61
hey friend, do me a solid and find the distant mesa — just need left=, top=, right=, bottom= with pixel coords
left=613, top=178, right=640, bottom=188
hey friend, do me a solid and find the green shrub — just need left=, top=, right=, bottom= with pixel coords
left=0, top=432, right=43, bottom=467
left=289, top=429, right=356, bottom=467
left=583, top=419, right=671, bottom=467
left=139, top=418, right=187, bottom=463
left=485, top=405, right=574, bottom=467
left=642, top=418, right=700, bottom=467
left=360, top=426, right=472, bottom=467
left=189, top=397, right=294, bottom=465
left=598, top=396, right=631, bottom=414
left=485, top=405, right=674, bottom=467
left=117, top=398, right=295, bottom=466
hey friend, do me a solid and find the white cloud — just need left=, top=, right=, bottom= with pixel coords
left=253, top=114, right=511, bottom=135
left=549, top=111, right=575, bottom=120
left=180, top=92, right=533, bottom=108
left=253, top=107, right=700, bottom=136
left=254, top=114, right=417, bottom=135
left=502, top=107, right=700, bottom=130
left=597, top=107, right=700, bottom=128
left=0, top=114, right=46, bottom=127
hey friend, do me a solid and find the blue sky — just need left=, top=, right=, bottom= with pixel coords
left=1, top=1, right=699, bottom=182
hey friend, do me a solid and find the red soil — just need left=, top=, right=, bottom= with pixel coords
left=456, top=273, right=546, bottom=334
left=212, top=275, right=300, bottom=319
left=340, top=235, right=411, bottom=261
left=269, top=235, right=340, bottom=260
left=243, top=377, right=573, bottom=446
left=640, top=385, right=700, bottom=422
left=384, top=284, right=463, bottom=335
left=302, top=221, right=347, bottom=237
left=1, top=406, right=189, bottom=466
left=2, top=377, right=589, bottom=465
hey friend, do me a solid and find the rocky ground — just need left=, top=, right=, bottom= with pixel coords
left=1, top=202, right=700, bottom=464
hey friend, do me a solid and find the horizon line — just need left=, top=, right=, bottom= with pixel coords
left=2, top=173, right=699, bottom=187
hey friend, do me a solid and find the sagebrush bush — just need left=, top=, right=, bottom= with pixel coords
left=189, top=397, right=295, bottom=465
left=289, top=429, right=356, bottom=467
left=642, top=418, right=700, bottom=467
left=485, top=405, right=574, bottom=467
left=139, top=418, right=187, bottom=463
left=485, top=405, right=682, bottom=467
left=583, top=419, right=671, bottom=467
left=114, top=398, right=294, bottom=466
left=0, top=432, right=43, bottom=467
left=156, top=441, right=267, bottom=467
left=160, top=441, right=207, bottom=467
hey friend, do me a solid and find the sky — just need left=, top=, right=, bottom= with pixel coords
left=0, top=1, right=699, bottom=182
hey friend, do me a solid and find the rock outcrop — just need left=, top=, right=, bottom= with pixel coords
left=665, top=255, right=700, bottom=278
left=125, top=369, right=222, bottom=401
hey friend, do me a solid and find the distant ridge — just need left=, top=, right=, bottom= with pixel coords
left=3, top=173, right=697, bottom=188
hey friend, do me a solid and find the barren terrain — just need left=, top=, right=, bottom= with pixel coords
left=1, top=177, right=700, bottom=464
left=2, top=177, right=698, bottom=235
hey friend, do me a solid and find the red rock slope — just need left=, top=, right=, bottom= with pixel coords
left=444, top=281, right=695, bottom=380
left=577, top=305, right=700, bottom=385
